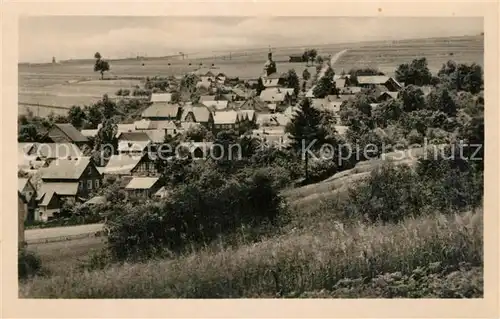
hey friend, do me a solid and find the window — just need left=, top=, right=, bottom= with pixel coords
left=87, top=180, right=93, bottom=190
left=79, top=181, right=84, bottom=190
left=95, top=179, right=100, bottom=189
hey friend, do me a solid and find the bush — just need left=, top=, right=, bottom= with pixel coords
left=18, top=248, right=42, bottom=280
left=343, top=163, right=425, bottom=223
left=106, top=167, right=284, bottom=261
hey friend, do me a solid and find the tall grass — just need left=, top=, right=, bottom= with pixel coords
left=20, top=210, right=482, bottom=298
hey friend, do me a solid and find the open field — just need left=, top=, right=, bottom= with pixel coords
left=25, top=223, right=104, bottom=244
left=18, top=35, right=483, bottom=116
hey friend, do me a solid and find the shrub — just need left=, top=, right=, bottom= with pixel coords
left=18, top=248, right=42, bottom=280
left=343, top=163, right=425, bottom=223
left=106, top=167, right=284, bottom=261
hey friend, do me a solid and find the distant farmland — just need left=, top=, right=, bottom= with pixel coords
left=18, top=35, right=483, bottom=116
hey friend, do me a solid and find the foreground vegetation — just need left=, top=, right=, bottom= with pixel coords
left=20, top=209, right=482, bottom=298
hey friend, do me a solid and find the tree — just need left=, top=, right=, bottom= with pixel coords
left=395, top=57, right=432, bottom=86
left=256, top=77, right=265, bottom=96
left=315, top=55, right=324, bottom=65
left=302, top=68, right=311, bottom=82
left=92, top=119, right=118, bottom=166
left=171, top=91, right=181, bottom=103
left=438, top=61, right=483, bottom=94
left=286, top=98, right=327, bottom=181
left=284, top=69, right=300, bottom=96
left=427, top=85, right=457, bottom=116
left=18, top=124, right=41, bottom=142
left=84, top=104, right=103, bottom=129
left=313, top=67, right=335, bottom=98
left=400, top=85, right=426, bottom=112
left=67, top=106, right=86, bottom=129
left=94, top=52, right=110, bottom=80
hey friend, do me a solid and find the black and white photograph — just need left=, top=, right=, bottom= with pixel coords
left=11, top=9, right=492, bottom=306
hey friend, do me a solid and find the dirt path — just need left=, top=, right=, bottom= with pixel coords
left=25, top=223, right=104, bottom=244
left=317, top=49, right=349, bottom=79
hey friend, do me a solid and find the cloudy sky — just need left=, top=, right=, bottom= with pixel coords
left=19, top=16, right=483, bottom=63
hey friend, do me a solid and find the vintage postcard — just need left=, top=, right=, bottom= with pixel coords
left=1, top=0, right=498, bottom=318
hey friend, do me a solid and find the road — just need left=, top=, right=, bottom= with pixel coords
left=25, top=223, right=105, bottom=244
left=317, top=49, right=349, bottom=79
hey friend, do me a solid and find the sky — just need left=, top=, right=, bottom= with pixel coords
left=19, top=16, right=483, bottom=63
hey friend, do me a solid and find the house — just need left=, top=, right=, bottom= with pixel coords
left=216, top=73, right=226, bottom=84
left=378, top=91, right=399, bottom=102
left=102, top=153, right=144, bottom=176
left=261, top=73, right=286, bottom=88
left=356, top=76, right=402, bottom=91
left=39, top=157, right=102, bottom=199
left=259, top=88, right=292, bottom=111
left=117, top=131, right=152, bottom=154
left=150, top=93, right=172, bottom=103
left=18, top=177, right=37, bottom=221
left=124, top=177, right=162, bottom=198
left=283, top=105, right=300, bottom=118
left=231, top=87, right=250, bottom=101
left=178, top=142, right=214, bottom=159
left=213, top=110, right=240, bottom=131
left=18, top=143, right=39, bottom=169
left=25, top=143, right=84, bottom=169
left=130, top=153, right=160, bottom=177
left=36, top=157, right=102, bottom=220
left=180, top=104, right=214, bottom=130
left=239, top=96, right=268, bottom=112
left=18, top=192, right=27, bottom=245
left=44, top=123, right=90, bottom=149
left=334, top=125, right=349, bottom=136
left=238, top=110, right=257, bottom=124
left=289, top=55, right=304, bottom=63
left=141, top=103, right=181, bottom=121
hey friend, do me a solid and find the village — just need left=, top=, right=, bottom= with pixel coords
left=18, top=49, right=408, bottom=226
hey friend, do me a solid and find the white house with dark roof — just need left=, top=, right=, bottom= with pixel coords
left=18, top=177, right=37, bottom=221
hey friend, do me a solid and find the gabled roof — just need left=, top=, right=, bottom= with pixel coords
left=238, top=110, right=255, bottom=121
left=356, top=75, right=390, bottom=85
left=80, top=129, right=99, bottom=138
left=32, top=143, right=83, bottom=159
left=141, top=103, right=180, bottom=119
left=199, top=95, right=216, bottom=103
left=259, top=88, right=289, bottom=102
left=50, top=123, right=89, bottom=143
left=41, top=157, right=94, bottom=180
left=143, top=129, right=167, bottom=143
left=103, top=154, right=143, bottom=175
left=18, top=178, right=29, bottom=192
left=18, top=143, right=37, bottom=156
left=239, top=97, right=268, bottom=112
left=118, top=131, right=151, bottom=141
left=202, top=100, right=229, bottom=110
left=134, top=119, right=154, bottom=130
left=213, top=110, right=239, bottom=125
left=125, top=177, right=160, bottom=190
left=181, top=105, right=212, bottom=123
left=379, top=91, right=399, bottom=99
left=149, top=121, right=178, bottom=131
left=150, top=93, right=172, bottom=103
left=118, top=140, right=151, bottom=153
left=38, top=182, right=79, bottom=200
left=262, top=78, right=281, bottom=88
